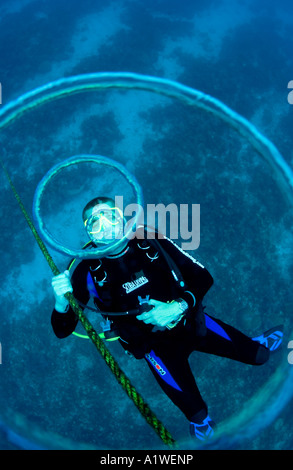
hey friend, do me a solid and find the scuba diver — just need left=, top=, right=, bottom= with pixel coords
left=51, top=196, right=283, bottom=442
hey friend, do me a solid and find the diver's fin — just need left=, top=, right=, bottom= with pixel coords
left=252, top=325, right=284, bottom=352
left=189, top=415, right=216, bottom=441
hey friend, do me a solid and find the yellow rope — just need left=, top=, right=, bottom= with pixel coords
left=1, top=158, right=177, bottom=448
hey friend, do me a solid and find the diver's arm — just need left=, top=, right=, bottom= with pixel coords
left=51, top=264, right=89, bottom=338
left=51, top=307, right=79, bottom=339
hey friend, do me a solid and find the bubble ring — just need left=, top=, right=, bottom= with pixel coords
left=0, top=72, right=292, bottom=449
left=32, top=154, right=144, bottom=258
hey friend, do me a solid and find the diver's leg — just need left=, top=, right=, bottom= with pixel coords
left=144, top=346, right=217, bottom=440
left=144, top=347, right=208, bottom=422
left=193, top=313, right=270, bottom=365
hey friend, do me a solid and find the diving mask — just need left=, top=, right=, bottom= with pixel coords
left=84, top=206, right=124, bottom=244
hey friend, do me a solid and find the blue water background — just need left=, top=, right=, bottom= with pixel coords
left=0, top=0, right=293, bottom=450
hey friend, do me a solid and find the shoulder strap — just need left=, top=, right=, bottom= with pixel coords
left=143, top=228, right=185, bottom=291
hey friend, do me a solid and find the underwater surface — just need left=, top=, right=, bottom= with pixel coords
left=0, top=0, right=293, bottom=451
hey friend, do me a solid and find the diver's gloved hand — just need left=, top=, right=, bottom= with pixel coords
left=137, top=299, right=183, bottom=328
left=51, top=270, right=73, bottom=313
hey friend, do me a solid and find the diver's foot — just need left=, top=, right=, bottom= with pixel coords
left=252, top=325, right=283, bottom=352
left=189, top=415, right=216, bottom=441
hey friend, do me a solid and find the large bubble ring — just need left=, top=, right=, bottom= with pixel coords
left=0, top=72, right=292, bottom=449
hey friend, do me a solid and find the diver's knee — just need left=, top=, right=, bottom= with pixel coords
left=255, top=345, right=270, bottom=365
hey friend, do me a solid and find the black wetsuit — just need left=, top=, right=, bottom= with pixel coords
left=51, top=233, right=269, bottom=423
